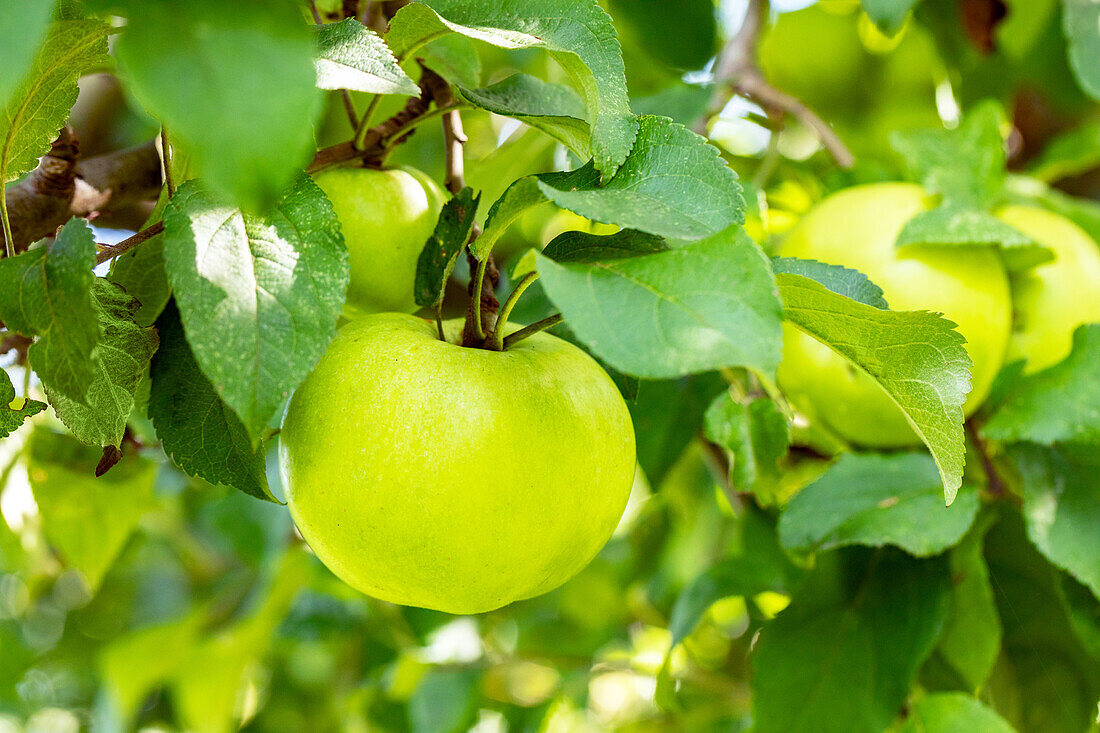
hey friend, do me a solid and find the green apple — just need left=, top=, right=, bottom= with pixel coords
left=776, top=182, right=1012, bottom=447
left=313, top=166, right=445, bottom=315
left=996, top=204, right=1100, bottom=373
left=540, top=208, right=619, bottom=245
left=279, top=313, right=636, bottom=614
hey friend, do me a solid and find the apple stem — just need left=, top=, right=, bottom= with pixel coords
left=488, top=272, right=539, bottom=351
left=434, top=309, right=445, bottom=341
left=470, top=256, right=489, bottom=340
left=502, top=314, right=564, bottom=350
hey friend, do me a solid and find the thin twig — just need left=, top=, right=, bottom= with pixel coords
left=488, top=272, right=538, bottom=351
left=94, top=221, right=165, bottom=265
left=966, top=420, right=1006, bottom=500
left=699, top=0, right=854, bottom=169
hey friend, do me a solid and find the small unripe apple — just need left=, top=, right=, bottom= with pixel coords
left=996, top=204, right=1100, bottom=373
left=279, top=313, right=637, bottom=614
left=313, top=166, right=445, bottom=315
left=540, top=208, right=618, bottom=245
left=776, top=183, right=1012, bottom=447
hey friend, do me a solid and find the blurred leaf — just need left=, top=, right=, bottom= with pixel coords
left=314, top=18, right=418, bottom=95
left=162, top=176, right=349, bottom=443
left=751, top=551, right=952, bottom=733
left=890, top=101, right=1007, bottom=207
left=629, top=373, right=726, bottom=486
left=171, top=548, right=311, bottom=733
left=0, top=218, right=98, bottom=403
left=0, top=19, right=109, bottom=184
left=1063, top=0, right=1100, bottom=100
left=149, top=301, right=273, bottom=502
left=778, top=453, right=979, bottom=557
left=0, top=0, right=52, bottom=108
left=420, top=34, right=481, bottom=88
left=542, top=228, right=668, bottom=263
left=895, top=206, right=1052, bottom=272
left=777, top=272, right=971, bottom=502
left=387, top=0, right=636, bottom=176
left=898, top=692, right=1015, bottom=732
left=861, top=0, right=922, bottom=34
left=704, top=392, right=790, bottom=499
left=608, top=0, right=716, bottom=70
left=1027, top=120, right=1100, bottom=182
left=538, top=227, right=783, bottom=379
left=46, top=279, right=159, bottom=448
left=27, top=428, right=157, bottom=592
left=1009, top=444, right=1100, bottom=600
left=984, top=324, right=1100, bottom=446
left=415, top=188, right=480, bottom=310
left=0, top=370, right=45, bottom=439
left=114, top=0, right=321, bottom=212
left=460, top=74, right=591, bottom=158
left=631, top=82, right=712, bottom=126
left=771, top=257, right=888, bottom=309
left=536, top=116, right=744, bottom=240
left=409, top=669, right=480, bottom=733
left=100, top=609, right=206, bottom=725
left=935, top=515, right=1002, bottom=691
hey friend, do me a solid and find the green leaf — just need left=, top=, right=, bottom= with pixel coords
left=0, top=218, right=98, bottom=403
left=629, top=373, right=727, bottom=486
left=1063, top=0, right=1100, bottom=100
left=387, top=0, right=636, bottom=175
left=420, top=34, right=481, bottom=89
left=27, top=427, right=157, bottom=592
left=415, top=188, right=480, bottom=310
left=147, top=302, right=273, bottom=502
left=860, top=0, right=922, bottom=34
left=409, top=669, right=481, bottom=733
left=898, top=693, right=1015, bottom=733
left=542, top=228, right=668, bottom=264
left=537, top=116, right=744, bottom=240
left=778, top=453, right=979, bottom=557
left=0, top=19, right=109, bottom=184
left=0, top=0, right=53, bottom=108
left=107, top=233, right=170, bottom=328
left=1010, top=444, right=1100, bottom=600
left=459, top=74, right=591, bottom=158
left=0, top=370, right=45, bottom=439
left=895, top=206, right=1052, bottom=272
left=1027, top=121, right=1100, bottom=183
left=777, top=272, right=971, bottom=502
left=114, top=0, right=321, bottom=212
left=704, top=392, right=790, bottom=498
left=983, top=325, right=1100, bottom=446
left=163, top=177, right=349, bottom=443
left=314, top=18, right=419, bottom=95
left=537, top=226, right=783, bottom=379
left=890, top=101, right=1007, bottom=207
left=935, top=516, right=1002, bottom=692
left=45, top=279, right=160, bottom=448
left=770, top=257, right=888, bottom=309
left=473, top=176, right=548, bottom=258
left=751, top=551, right=952, bottom=733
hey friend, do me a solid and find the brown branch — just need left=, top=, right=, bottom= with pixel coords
left=698, top=0, right=854, bottom=169
left=2, top=135, right=162, bottom=254
left=94, top=221, right=165, bottom=265
left=966, top=419, right=1007, bottom=500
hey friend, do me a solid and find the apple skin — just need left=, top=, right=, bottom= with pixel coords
left=313, top=166, right=445, bottom=315
left=776, top=182, right=1012, bottom=447
left=279, top=313, right=636, bottom=614
left=996, top=204, right=1100, bottom=374
left=540, top=209, right=618, bottom=245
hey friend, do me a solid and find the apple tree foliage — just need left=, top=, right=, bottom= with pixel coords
left=0, top=0, right=1098, bottom=731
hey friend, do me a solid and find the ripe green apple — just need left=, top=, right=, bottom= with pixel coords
left=279, top=313, right=636, bottom=614
left=996, top=204, right=1100, bottom=373
left=776, top=183, right=1012, bottom=447
left=313, top=166, right=445, bottom=315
